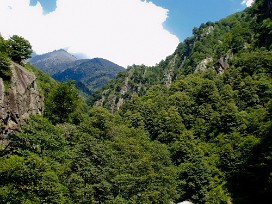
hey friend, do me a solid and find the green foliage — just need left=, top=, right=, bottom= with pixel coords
left=9, top=116, right=69, bottom=161
left=24, top=63, right=57, bottom=98
left=250, top=0, right=272, bottom=47
left=0, top=35, right=34, bottom=91
left=232, top=50, right=272, bottom=75
left=153, top=107, right=185, bottom=143
left=108, top=129, right=177, bottom=203
left=117, top=56, right=272, bottom=203
left=1, top=1, right=272, bottom=203
left=6, top=35, right=32, bottom=64
left=0, top=154, right=70, bottom=204
left=0, top=116, right=73, bottom=203
left=0, top=53, right=11, bottom=82
left=45, top=82, right=81, bottom=124
left=0, top=36, right=6, bottom=53
left=1, top=107, right=177, bottom=203
left=0, top=36, right=12, bottom=90
left=96, top=4, right=261, bottom=109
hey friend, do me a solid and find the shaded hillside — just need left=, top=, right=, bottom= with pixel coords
left=29, top=49, right=77, bottom=75
left=30, top=51, right=125, bottom=94
left=52, top=58, right=125, bottom=91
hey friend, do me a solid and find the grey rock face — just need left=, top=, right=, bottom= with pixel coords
left=195, top=58, right=213, bottom=72
left=0, top=62, right=43, bottom=134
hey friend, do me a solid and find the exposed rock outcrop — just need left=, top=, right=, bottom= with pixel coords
left=195, top=51, right=233, bottom=74
left=195, top=58, right=213, bottom=72
left=0, top=62, right=43, bottom=135
left=216, top=51, right=233, bottom=74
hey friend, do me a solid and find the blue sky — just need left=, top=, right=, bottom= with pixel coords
left=30, top=0, right=248, bottom=41
left=150, top=0, right=248, bottom=40
left=30, top=0, right=56, bottom=13
left=1, top=0, right=252, bottom=67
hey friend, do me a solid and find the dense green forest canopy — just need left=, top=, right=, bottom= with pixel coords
left=0, top=0, right=272, bottom=203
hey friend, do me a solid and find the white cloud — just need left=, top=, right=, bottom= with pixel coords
left=0, top=0, right=179, bottom=67
left=241, top=0, right=254, bottom=7
left=177, top=201, right=194, bottom=204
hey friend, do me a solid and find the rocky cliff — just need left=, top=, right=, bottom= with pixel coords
left=0, top=62, right=43, bottom=135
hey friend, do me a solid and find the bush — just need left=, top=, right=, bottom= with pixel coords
left=6, top=35, right=32, bottom=64
left=0, top=53, right=11, bottom=81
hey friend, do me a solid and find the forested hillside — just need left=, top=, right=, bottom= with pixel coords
left=96, top=0, right=272, bottom=112
left=52, top=58, right=125, bottom=91
left=0, top=0, right=272, bottom=203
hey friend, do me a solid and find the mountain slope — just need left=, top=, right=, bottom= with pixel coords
left=95, top=1, right=272, bottom=111
left=52, top=58, right=125, bottom=91
left=1, top=1, right=272, bottom=203
left=30, top=51, right=125, bottom=94
left=93, top=1, right=272, bottom=202
left=29, top=49, right=77, bottom=75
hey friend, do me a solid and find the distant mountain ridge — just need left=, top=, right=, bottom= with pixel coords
left=29, top=50, right=125, bottom=94
left=29, top=49, right=77, bottom=75
left=52, top=58, right=125, bottom=91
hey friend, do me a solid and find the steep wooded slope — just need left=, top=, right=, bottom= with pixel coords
left=52, top=58, right=125, bottom=91
left=0, top=1, right=272, bottom=204
left=96, top=1, right=272, bottom=112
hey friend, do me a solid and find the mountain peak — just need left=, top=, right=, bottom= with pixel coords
left=29, top=50, right=125, bottom=93
left=29, top=49, right=77, bottom=75
left=42, top=49, right=77, bottom=61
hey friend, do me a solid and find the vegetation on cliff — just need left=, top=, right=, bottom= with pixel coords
left=0, top=35, right=32, bottom=83
left=96, top=0, right=272, bottom=112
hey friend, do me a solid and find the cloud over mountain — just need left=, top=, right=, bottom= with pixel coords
left=241, top=0, right=254, bottom=7
left=0, top=0, right=179, bottom=67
